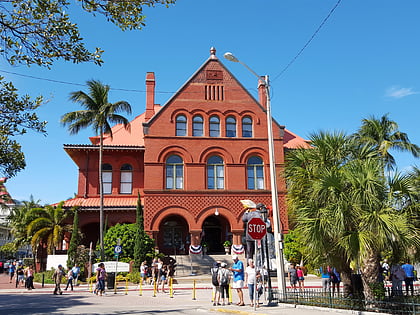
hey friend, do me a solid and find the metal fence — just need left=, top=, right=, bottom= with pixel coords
left=269, top=288, right=420, bottom=314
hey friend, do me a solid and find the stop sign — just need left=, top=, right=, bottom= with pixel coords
left=247, top=217, right=267, bottom=240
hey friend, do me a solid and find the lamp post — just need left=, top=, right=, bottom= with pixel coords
left=223, top=52, right=286, bottom=296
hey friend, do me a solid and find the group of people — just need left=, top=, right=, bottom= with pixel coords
left=288, top=263, right=307, bottom=292
left=52, top=264, right=80, bottom=295
left=382, top=260, right=416, bottom=296
left=211, top=255, right=264, bottom=308
left=7, top=261, right=35, bottom=290
left=139, top=258, right=173, bottom=293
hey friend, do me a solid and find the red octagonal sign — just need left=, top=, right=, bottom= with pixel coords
left=247, top=217, right=267, bottom=240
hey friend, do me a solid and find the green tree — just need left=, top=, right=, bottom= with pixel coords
left=0, top=0, right=175, bottom=178
left=61, top=79, right=132, bottom=261
left=133, top=193, right=147, bottom=269
left=67, top=209, right=80, bottom=269
left=26, top=201, right=71, bottom=257
left=286, top=127, right=420, bottom=300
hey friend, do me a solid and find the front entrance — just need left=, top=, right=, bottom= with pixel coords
left=202, top=215, right=231, bottom=254
left=159, top=215, right=189, bottom=255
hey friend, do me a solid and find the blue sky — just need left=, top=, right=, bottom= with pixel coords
left=3, top=0, right=420, bottom=204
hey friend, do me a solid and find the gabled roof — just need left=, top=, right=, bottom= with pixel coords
left=89, top=105, right=162, bottom=146
left=283, top=129, right=311, bottom=149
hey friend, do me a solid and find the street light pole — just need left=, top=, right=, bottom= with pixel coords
left=223, top=52, right=286, bottom=296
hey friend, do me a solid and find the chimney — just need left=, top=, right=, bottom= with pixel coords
left=145, top=72, right=155, bottom=121
left=258, top=77, right=267, bottom=110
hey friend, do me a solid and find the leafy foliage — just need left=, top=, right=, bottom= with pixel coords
left=133, top=193, right=147, bottom=269
left=67, top=209, right=80, bottom=268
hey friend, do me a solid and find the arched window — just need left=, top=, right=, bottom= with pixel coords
left=226, top=116, right=236, bottom=137
left=102, top=163, right=112, bottom=194
left=176, top=115, right=187, bottom=136
left=247, top=156, right=264, bottom=190
left=242, top=116, right=253, bottom=138
left=192, top=115, right=204, bottom=137
left=209, top=115, right=220, bottom=137
left=120, top=164, right=133, bottom=194
left=166, top=155, right=183, bottom=189
left=207, top=155, right=224, bottom=189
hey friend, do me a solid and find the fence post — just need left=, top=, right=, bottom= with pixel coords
left=153, top=279, right=157, bottom=297
left=192, top=280, right=196, bottom=300
left=125, top=277, right=128, bottom=295
left=42, top=273, right=44, bottom=288
left=169, top=277, right=174, bottom=298
left=139, top=279, right=142, bottom=296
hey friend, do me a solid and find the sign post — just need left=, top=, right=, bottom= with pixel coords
left=114, top=239, right=122, bottom=294
left=248, top=217, right=267, bottom=310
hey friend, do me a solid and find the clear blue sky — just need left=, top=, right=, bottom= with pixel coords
left=3, top=0, right=420, bottom=204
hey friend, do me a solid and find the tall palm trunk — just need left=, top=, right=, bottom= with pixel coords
left=99, top=131, right=104, bottom=261
left=360, top=252, right=382, bottom=303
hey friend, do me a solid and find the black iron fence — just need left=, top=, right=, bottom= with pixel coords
left=270, top=288, right=420, bottom=314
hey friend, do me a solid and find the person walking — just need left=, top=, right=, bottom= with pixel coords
left=158, top=264, right=168, bottom=293
left=245, top=259, right=257, bottom=307
left=64, top=268, right=74, bottom=291
left=218, top=262, right=231, bottom=306
left=52, top=265, right=65, bottom=295
left=296, top=265, right=305, bottom=292
left=288, top=263, right=298, bottom=290
left=94, top=263, right=107, bottom=296
left=230, top=255, right=245, bottom=306
left=210, top=262, right=220, bottom=306
left=8, top=261, right=16, bottom=284
left=24, top=264, right=35, bottom=290
left=140, top=261, right=148, bottom=285
left=330, top=267, right=341, bottom=296
left=320, top=266, right=331, bottom=293
left=71, top=264, right=80, bottom=286
left=15, top=264, right=25, bottom=288
left=390, top=263, right=405, bottom=296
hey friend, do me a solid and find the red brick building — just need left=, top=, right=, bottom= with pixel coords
left=62, top=48, right=309, bottom=255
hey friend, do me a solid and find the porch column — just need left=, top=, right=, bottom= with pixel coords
left=190, top=230, right=202, bottom=246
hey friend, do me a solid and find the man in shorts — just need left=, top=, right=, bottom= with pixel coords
left=288, top=263, right=298, bottom=290
left=229, top=255, right=245, bottom=306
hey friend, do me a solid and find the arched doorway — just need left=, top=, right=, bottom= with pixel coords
left=158, top=215, right=189, bottom=255
left=202, top=215, right=231, bottom=254
left=81, top=222, right=100, bottom=248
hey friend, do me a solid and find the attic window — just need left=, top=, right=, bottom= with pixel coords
left=205, top=85, right=224, bottom=101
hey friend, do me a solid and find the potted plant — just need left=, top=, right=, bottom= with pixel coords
left=223, top=240, right=231, bottom=255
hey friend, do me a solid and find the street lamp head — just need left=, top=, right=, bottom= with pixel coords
left=223, top=52, right=239, bottom=63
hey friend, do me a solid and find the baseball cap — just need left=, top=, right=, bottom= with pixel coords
left=232, top=254, right=238, bottom=261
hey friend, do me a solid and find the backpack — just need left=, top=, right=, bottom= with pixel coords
left=211, top=267, right=219, bottom=286
left=220, top=269, right=229, bottom=286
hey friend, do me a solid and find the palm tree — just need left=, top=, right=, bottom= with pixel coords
left=61, top=80, right=132, bottom=261
left=26, top=201, right=71, bottom=256
left=286, top=130, right=419, bottom=300
left=352, top=113, right=420, bottom=171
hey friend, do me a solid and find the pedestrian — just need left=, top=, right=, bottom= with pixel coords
left=245, top=259, right=257, bottom=307
left=401, top=261, right=415, bottom=295
left=229, top=255, right=245, bottom=306
left=381, top=259, right=390, bottom=281
left=296, top=265, right=305, bottom=292
left=330, top=267, right=341, bottom=296
left=52, top=265, right=65, bottom=295
left=288, top=263, right=298, bottom=290
left=24, top=264, right=35, bottom=290
left=211, top=261, right=220, bottom=305
left=71, top=264, right=80, bottom=286
left=64, top=268, right=74, bottom=291
left=94, top=263, right=106, bottom=296
left=140, top=261, right=148, bottom=285
left=320, top=265, right=331, bottom=293
left=390, top=263, right=405, bottom=296
left=218, top=262, right=231, bottom=306
left=15, top=264, right=25, bottom=288
left=8, top=261, right=16, bottom=284
left=158, top=264, right=168, bottom=293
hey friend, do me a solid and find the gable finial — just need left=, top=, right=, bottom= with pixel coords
left=210, top=47, right=217, bottom=59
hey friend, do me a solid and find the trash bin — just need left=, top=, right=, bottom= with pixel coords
left=107, top=272, right=115, bottom=289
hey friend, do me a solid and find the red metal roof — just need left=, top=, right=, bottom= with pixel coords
left=62, top=196, right=140, bottom=208
left=283, top=129, right=311, bottom=149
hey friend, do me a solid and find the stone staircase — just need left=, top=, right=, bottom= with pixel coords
left=172, top=253, right=246, bottom=277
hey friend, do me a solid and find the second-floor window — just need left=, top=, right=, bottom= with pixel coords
left=176, top=115, right=187, bottom=136
left=247, top=156, right=264, bottom=190
left=120, top=164, right=133, bottom=194
left=102, top=163, right=112, bottom=194
left=166, top=155, right=183, bottom=189
left=226, top=116, right=236, bottom=137
left=209, top=115, right=220, bottom=137
left=242, top=116, right=253, bottom=138
left=207, top=155, right=224, bottom=189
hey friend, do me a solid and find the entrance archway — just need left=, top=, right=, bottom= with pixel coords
left=158, top=215, right=189, bottom=255
left=202, top=215, right=231, bottom=254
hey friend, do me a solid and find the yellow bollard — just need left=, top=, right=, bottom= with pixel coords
left=228, top=283, right=232, bottom=304
left=192, top=279, right=196, bottom=300
left=169, top=277, right=174, bottom=298
left=125, top=277, right=128, bottom=295
left=153, top=278, right=157, bottom=297
left=139, top=279, right=143, bottom=296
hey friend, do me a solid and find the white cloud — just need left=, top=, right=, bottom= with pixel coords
left=385, top=86, right=418, bottom=99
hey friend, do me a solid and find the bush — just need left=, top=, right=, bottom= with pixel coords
left=34, top=269, right=55, bottom=284
left=127, top=271, right=140, bottom=284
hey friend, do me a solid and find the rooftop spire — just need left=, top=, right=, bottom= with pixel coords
left=210, top=47, right=217, bottom=59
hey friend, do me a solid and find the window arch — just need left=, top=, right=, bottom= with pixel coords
left=102, top=163, right=112, bottom=194
left=192, top=115, right=204, bottom=137
left=209, top=115, right=220, bottom=137
left=226, top=116, right=236, bottom=137
left=242, top=116, right=253, bottom=138
left=207, top=155, right=224, bottom=189
left=176, top=115, right=187, bottom=136
left=247, top=156, right=264, bottom=190
left=166, top=155, right=184, bottom=189
left=120, top=164, right=133, bottom=194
